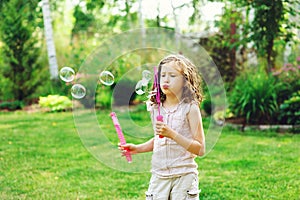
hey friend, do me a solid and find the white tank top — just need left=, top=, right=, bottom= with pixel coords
left=147, top=100, right=198, bottom=178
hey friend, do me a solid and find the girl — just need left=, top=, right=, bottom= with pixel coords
left=121, top=54, right=205, bottom=200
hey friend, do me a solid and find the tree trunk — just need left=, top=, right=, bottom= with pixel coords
left=171, top=0, right=181, bottom=48
left=171, top=5, right=180, bottom=34
left=266, top=39, right=274, bottom=74
left=230, top=19, right=237, bottom=80
left=125, top=0, right=132, bottom=29
left=42, top=0, right=58, bottom=80
left=138, top=0, right=145, bottom=46
left=138, top=0, right=144, bottom=30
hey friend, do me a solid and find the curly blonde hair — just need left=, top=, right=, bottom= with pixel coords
left=150, top=54, right=203, bottom=105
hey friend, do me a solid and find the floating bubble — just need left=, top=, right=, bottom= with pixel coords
left=59, top=66, right=75, bottom=82
left=71, top=84, right=86, bottom=99
left=141, top=78, right=149, bottom=87
left=135, top=80, right=148, bottom=95
left=142, top=70, right=152, bottom=82
left=99, top=71, right=114, bottom=86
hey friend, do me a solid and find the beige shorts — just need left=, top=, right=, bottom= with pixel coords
left=145, top=173, right=201, bottom=200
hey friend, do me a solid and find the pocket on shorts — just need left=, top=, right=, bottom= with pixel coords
left=186, top=189, right=201, bottom=200
left=145, top=191, right=153, bottom=200
left=186, top=174, right=201, bottom=200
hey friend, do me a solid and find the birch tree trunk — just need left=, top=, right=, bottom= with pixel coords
left=42, top=0, right=58, bottom=80
left=171, top=0, right=182, bottom=48
left=171, top=0, right=180, bottom=35
left=138, top=0, right=145, bottom=46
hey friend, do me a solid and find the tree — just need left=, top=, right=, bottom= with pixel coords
left=0, top=0, right=45, bottom=102
left=215, top=4, right=244, bottom=81
left=207, top=0, right=298, bottom=74
left=42, top=0, right=59, bottom=79
left=246, top=0, right=298, bottom=73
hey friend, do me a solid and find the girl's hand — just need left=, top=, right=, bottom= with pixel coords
left=155, top=121, right=175, bottom=139
left=118, top=143, right=138, bottom=155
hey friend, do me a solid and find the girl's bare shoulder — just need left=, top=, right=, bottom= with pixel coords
left=188, top=102, right=201, bottom=116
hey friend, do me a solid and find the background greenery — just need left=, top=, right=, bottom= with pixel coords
left=0, top=0, right=299, bottom=199
left=0, top=0, right=299, bottom=127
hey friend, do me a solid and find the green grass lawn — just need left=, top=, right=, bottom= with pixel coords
left=0, top=110, right=299, bottom=199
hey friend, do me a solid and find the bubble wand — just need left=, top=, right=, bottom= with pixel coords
left=154, top=67, right=164, bottom=138
left=110, top=112, right=132, bottom=163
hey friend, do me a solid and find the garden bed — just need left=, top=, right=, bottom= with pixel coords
left=223, top=117, right=299, bottom=133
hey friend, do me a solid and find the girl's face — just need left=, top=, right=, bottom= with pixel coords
left=160, top=61, right=185, bottom=99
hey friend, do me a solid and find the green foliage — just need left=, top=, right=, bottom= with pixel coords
left=214, top=5, right=244, bottom=50
left=249, top=0, right=298, bottom=72
left=38, top=79, right=72, bottom=99
left=273, top=59, right=300, bottom=87
left=77, top=78, right=96, bottom=109
left=250, top=0, right=283, bottom=69
left=109, top=53, right=143, bottom=83
left=0, top=0, right=45, bottom=102
left=0, top=100, right=24, bottom=110
left=96, top=86, right=112, bottom=109
left=0, top=60, right=14, bottom=101
left=278, top=91, right=300, bottom=125
left=72, top=5, right=96, bottom=35
left=229, top=70, right=279, bottom=124
left=71, top=0, right=106, bottom=37
left=207, top=0, right=299, bottom=74
left=213, top=108, right=234, bottom=122
left=200, top=5, right=247, bottom=84
left=201, top=99, right=214, bottom=116
left=39, top=95, right=72, bottom=112
left=272, top=57, right=300, bottom=106
left=200, top=36, right=236, bottom=82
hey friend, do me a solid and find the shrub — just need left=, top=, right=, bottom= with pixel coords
left=39, top=95, right=72, bottom=112
left=229, top=70, right=279, bottom=124
left=201, top=99, right=214, bottom=116
left=278, top=91, right=300, bottom=125
left=0, top=1, right=45, bottom=102
left=272, top=59, right=300, bottom=105
left=0, top=100, right=24, bottom=111
left=96, top=86, right=112, bottom=109
left=213, top=109, right=234, bottom=121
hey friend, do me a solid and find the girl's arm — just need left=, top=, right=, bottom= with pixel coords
left=119, top=138, right=154, bottom=154
left=187, top=103, right=205, bottom=155
left=156, top=104, right=205, bottom=156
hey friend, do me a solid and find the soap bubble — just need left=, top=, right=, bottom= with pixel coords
left=71, top=84, right=86, bottom=99
left=140, top=70, right=152, bottom=87
left=142, top=70, right=152, bottom=82
left=59, top=67, right=75, bottom=82
left=135, top=80, right=148, bottom=95
left=141, top=78, right=149, bottom=87
left=99, top=71, right=114, bottom=86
